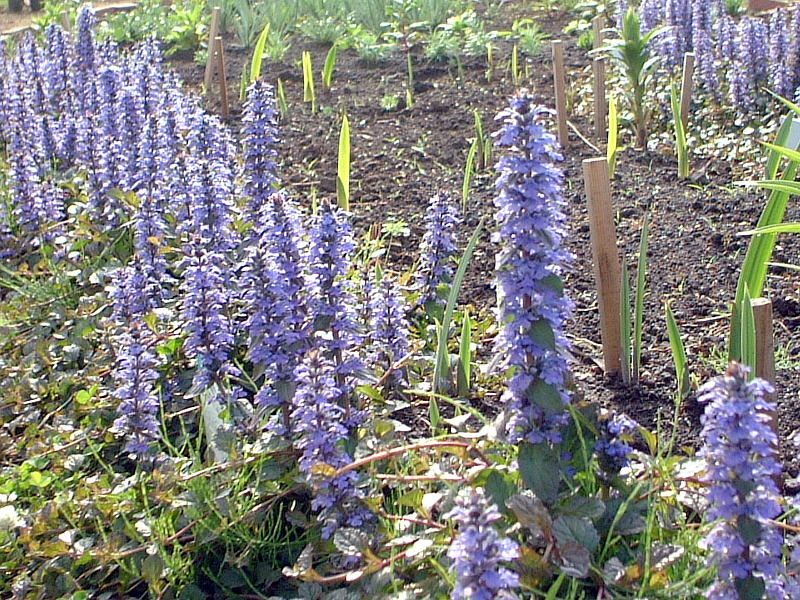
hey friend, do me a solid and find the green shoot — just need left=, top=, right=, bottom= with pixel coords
left=457, top=308, right=472, bottom=397
left=633, top=211, right=650, bottom=383
left=670, top=82, right=689, bottom=179
left=322, top=43, right=337, bottom=90
left=239, top=63, right=249, bottom=103
left=302, top=50, right=316, bottom=113
left=739, top=286, right=756, bottom=378
left=433, top=220, right=484, bottom=395
left=277, top=78, right=289, bottom=119
left=607, top=92, right=618, bottom=178
left=463, top=138, right=478, bottom=211
left=249, top=22, right=270, bottom=83
left=337, top=111, right=351, bottom=211
left=665, top=301, right=690, bottom=399
left=511, top=44, right=520, bottom=87
left=620, top=261, right=631, bottom=384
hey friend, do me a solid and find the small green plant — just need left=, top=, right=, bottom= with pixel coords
left=277, top=78, right=289, bottom=118
left=322, top=43, right=337, bottom=90
left=620, top=212, right=649, bottom=385
left=353, top=32, right=397, bottom=65
left=670, top=83, right=689, bottom=179
left=425, top=29, right=460, bottom=63
left=249, top=22, right=270, bottom=83
left=164, top=0, right=210, bottom=56
left=511, top=18, right=547, bottom=57
left=730, top=99, right=800, bottom=361
left=607, top=92, right=618, bottom=177
left=600, top=8, right=664, bottom=149
left=301, top=51, right=317, bottom=113
left=380, top=93, right=400, bottom=111
left=299, top=16, right=347, bottom=44
left=337, top=112, right=351, bottom=210
left=510, top=44, right=520, bottom=87
left=665, top=301, right=691, bottom=400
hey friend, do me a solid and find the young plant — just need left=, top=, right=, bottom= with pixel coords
left=322, top=43, right=337, bottom=90
left=462, top=140, right=477, bottom=211
left=600, top=8, right=663, bottom=149
left=472, top=109, right=491, bottom=170
left=337, top=111, right=350, bottom=210
left=432, top=220, right=483, bottom=396
left=249, top=22, right=270, bottom=83
left=301, top=50, right=316, bottom=113
left=510, top=43, right=520, bottom=87
left=670, top=83, right=689, bottom=179
left=731, top=98, right=800, bottom=361
left=276, top=78, right=289, bottom=118
left=620, top=212, right=649, bottom=385
left=665, top=301, right=690, bottom=400
left=607, top=92, right=618, bottom=178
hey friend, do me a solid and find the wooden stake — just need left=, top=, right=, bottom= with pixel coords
left=679, top=52, right=695, bottom=131
left=215, top=36, right=229, bottom=117
left=552, top=40, right=569, bottom=148
left=204, top=7, right=222, bottom=93
left=583, top=157, right=622, bottom=375
left=61, top=11, right=71, bottom=32
left=752, top=297, right=779, bottom=438
left=592, top=15, right=605, bottom=49
left=593, top=57, right=606, bottom=139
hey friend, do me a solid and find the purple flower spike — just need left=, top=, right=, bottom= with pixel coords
left=241, top=81, right=281, bottom=225
left=367, top=271, right=411, bottom=386
left=109, top=263, right=162, bottom=458
left=492, top=92, right=574, bottom=446
left=415, top=191, right=461, bottom=308
left=444, top=487, right=520, bottom=600
left=291, top=350, right=373, bottom=539
left=699, top=363, right=798, bottom=600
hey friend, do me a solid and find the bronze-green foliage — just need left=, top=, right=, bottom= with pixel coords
left=600, top=8, right=664, bottom=149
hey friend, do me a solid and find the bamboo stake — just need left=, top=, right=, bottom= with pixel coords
left=215, top=36, right=229, bottom=117
left=752, top=297, right=778, bottom=439
left=592, top=15, right=605, bottom=49
left=204, top=7, right=222, bottom=93
left=583, top=157, right=622, bottom=375
left=593, top=57, right=606, bottom=139
left=552, top=40, right=569, bottom=148
left=679, top=52, right=695, bottom=131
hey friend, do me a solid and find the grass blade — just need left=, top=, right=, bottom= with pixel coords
left=433, top=220, right=484, bottom=395
left=620, top=261, right=631, bottom=384
left=337, top=111, right=350, bottom=210
left=633, top=211, right=649, bottom=383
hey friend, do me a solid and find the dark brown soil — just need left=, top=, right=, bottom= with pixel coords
left=5, top=2, right=800, bottom=474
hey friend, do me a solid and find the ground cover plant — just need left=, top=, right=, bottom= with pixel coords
left=3, top=1, right=800, bottom=600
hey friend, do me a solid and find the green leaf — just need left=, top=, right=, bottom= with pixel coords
left=457, top=308, right=472, bottom=397
left=552, top=515, right=600, bottom=553
left=518, top=442, right=560, bottom=505
left=607, top=92, right=618, bottom=177
left=249, top=22, right=270, bottom=83
left=735, top=575, right=766, bottom=600
left=333, top=528, right=370, bottom=557
left=556, top=540, right=592, bottom=578
left=665, top=302, right=690, bottom=398
left=141, top=554, right=165, bottom=586
left=529, top=319, right=556, bottom=351
left=337, top=112, right=350, bottom=210
left=559, top=496, right=605, bottom=519
left=322, top=43, right=337, bottom=89
left=737, top=514, right=763, bottom=545
left=506, top=493, right=552, bottom=544
left=485, top=471, right=516, bottom=515
left=526, top=379, right=565, bottom=415
left=740, top=286, right=756, bottom=375
left=433, top=221, right=483, bottom=394
left=620, top=261, right=631, bottom=384
left=633, top=212, right=649, bottom=383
